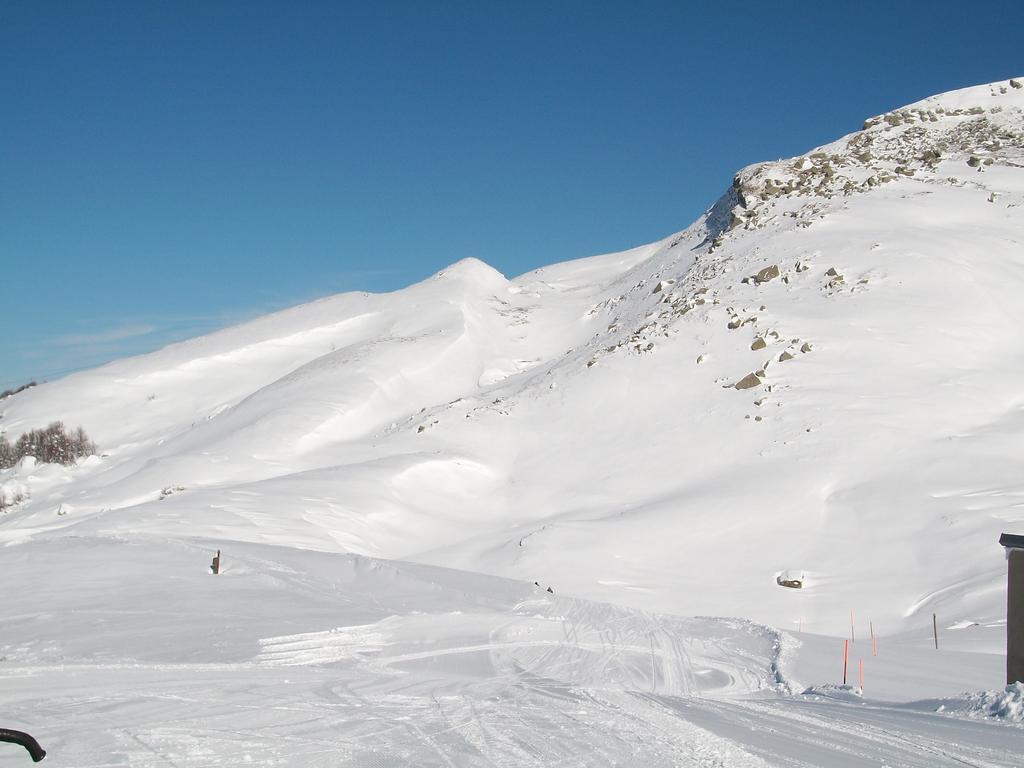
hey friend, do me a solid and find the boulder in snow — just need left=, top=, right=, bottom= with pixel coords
left=734, top=373, right=763, bottom=390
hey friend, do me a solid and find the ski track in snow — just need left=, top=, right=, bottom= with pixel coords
left=3, top=565, right=1020, bottom=767
left=4, top=646, right=1019, bottom=766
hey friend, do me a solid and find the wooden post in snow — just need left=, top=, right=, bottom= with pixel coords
left=211, top=549, right=221, bottom=575
left=999, top=533, right=1024, bottom=683
left=842, top=639, right=849, bottom=685
left=932, top=613, right=939, bottom=650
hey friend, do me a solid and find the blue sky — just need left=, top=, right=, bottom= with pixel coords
left=2, top=1, right=1022, bottom=389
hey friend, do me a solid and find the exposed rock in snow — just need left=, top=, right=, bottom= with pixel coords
left=734, top=372, right=764, bottom=390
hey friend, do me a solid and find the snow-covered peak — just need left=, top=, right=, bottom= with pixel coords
left=431, top=256, right=509, bottom=289
left=729, top=76, right=1024, bottom=233
left=3, top=77, right=1024, bottom=645
left=902, top=76, right=1024, bottom=112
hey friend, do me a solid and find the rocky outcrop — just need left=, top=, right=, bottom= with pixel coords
left=722, top=81, right=1024, bottom=234
left=734, top=373, right=763, bottom=390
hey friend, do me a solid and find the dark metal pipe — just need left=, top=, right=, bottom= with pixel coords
left=0, top=729, right=46, bottom=762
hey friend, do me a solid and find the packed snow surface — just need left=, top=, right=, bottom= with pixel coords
left=1, top=539, right=1020, bottom=766
left=3, top=78, right=1024, bottom=765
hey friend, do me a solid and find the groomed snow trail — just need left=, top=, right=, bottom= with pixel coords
left=2, top=538, right=1020, bottom=766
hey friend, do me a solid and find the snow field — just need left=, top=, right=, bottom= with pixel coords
left=1, top=538, right=1020, bottom=766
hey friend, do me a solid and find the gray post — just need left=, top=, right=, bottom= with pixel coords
left=999, top=533, right=1024, bottom=685
left=1009, top=548, right=1024, bottom=684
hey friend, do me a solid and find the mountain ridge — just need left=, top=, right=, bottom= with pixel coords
left=3, top=77, right=1024, bottom=639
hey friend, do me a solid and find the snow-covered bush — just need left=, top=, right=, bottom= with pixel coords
left=0, top=478, right=29, bottom=511
left=0, top=434, right=13, bottom=467
left=0, top=422, right=97, bottom=469
left=0, top=380, right=36, bottom=400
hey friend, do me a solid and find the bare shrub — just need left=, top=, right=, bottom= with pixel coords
left=0, top=422, right=97, bottom=470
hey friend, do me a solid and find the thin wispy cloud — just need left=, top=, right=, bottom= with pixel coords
left=52, top=324, right=158, bottom=347
left=3, top=269, right=411, bottom=389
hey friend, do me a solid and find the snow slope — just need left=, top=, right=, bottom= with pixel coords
left=1, top=538, right=1020, bottom=767
left=3, top=78, right=1024, bottom=765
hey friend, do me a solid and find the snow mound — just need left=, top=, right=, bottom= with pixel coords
left=1, top=477, right=29, bottom=508
left=912, top=682, right=1024, bottom=724
left=801, top=684, right=863, bottom=702
left=966, top=682, right=1024, bottom=722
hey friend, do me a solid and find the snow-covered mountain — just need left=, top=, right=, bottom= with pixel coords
left=5, top=77, right=1024, bottom=768
left=5, top=78, right=1024, bottom=640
